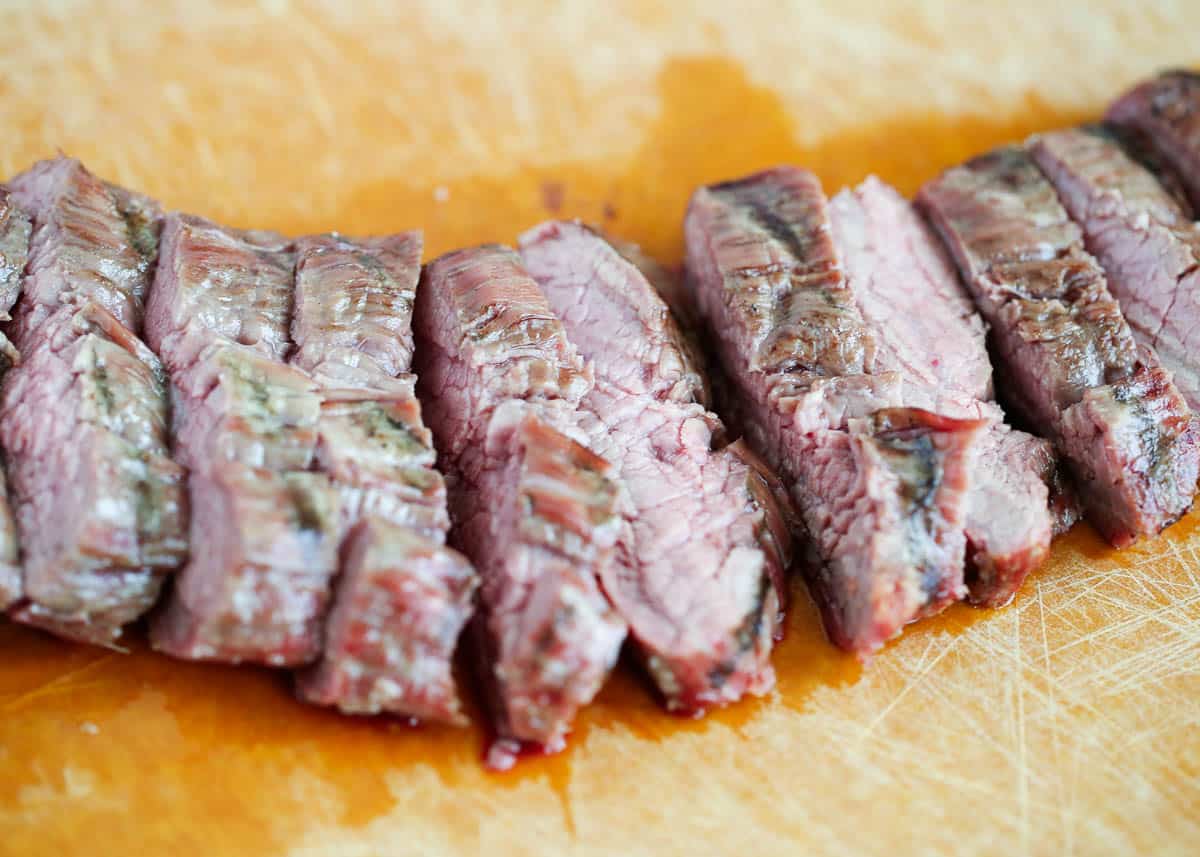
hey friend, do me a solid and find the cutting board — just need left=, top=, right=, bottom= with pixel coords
left=2, top=2, right=1198, bottom=855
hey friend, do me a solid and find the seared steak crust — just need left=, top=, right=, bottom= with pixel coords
left=1032, top=126, right=1200, bottom=411
left=918, top=147, right=1199, bottom=546
left=417, top=245, right=624, bottom=756
left=521, top=220, right=789, bottom=712
left=685, top=167, right=982, bottom=654
left=829, top=177, right=1070, bottom=607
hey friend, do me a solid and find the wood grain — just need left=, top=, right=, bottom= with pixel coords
left=0, top=2, right=1198, bottom=855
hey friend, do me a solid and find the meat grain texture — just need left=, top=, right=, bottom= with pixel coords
left=1108, top=70, right=1200, bottom=211
left=828, top=177, right=1073, bottom=607
left=416, top=244, right=626, bottom=762
left=685, top=167, right=987, bottom=655
left=0, top=158, right=186, bottom=643
left=919, top=146, right=1199, bottom=547
left=290, top=232, right=476, bottom=723
left=521, top=220, right=790, bottom=712
left=1031, top=125, right=1200, bottom=412
left=146, top=213, right=342, bottom=666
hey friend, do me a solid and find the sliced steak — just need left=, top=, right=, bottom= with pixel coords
left=1107, top=70, right=1200, bottom=211
left=145, top=212, right=294, bottom=371
left=521, top=221, right=789, bottom=712
left=684, top=167, right=983, bottom=654
left=918, top=146, right=1199, bottom=546
left=147, top=214, right=342, bottom=665
left=416, top=245, right=625, bottom=758
left=829, top=177, right=1071, bottom=606
left=1031, top=125, right=1200, bottom=410
left=290, top=232, right=421, bottom=379
left=290, top=233, right=476, bottom=723
left=298, top=517, right=476, bottom=722
left=800, top=410, right=982, bottom=650
left=1, top=159, right=185, bottom=643
left=151, top=461, right=339, bottom=665
left=171, top=340, right=321, bottom=473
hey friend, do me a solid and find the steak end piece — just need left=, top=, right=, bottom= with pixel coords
left=1107, top=70, right=1200, bottom=212
left=150, top=462, right=341, bottom=666
left=917, top=146, right=1198, bottom=546
left=296, top=517, right=477, bottom=723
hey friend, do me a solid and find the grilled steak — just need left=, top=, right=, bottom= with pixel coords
left=147, top=214, right=340, bottom=665
left=521, top=221, right=790, bottom=712
left=1031, top=126, right=1200, bottom=411
left=416, top=245, right=625, bottom=759
left=918, top=147, right=1199, bottom=546
left=1107, top=70, right=1200, bottom=211
left=290, top=232, right=421, bottom=379
left=290, top=233, right=476, bottom=722
left=145, top=213, right=295, bottom=370
left=829, top=177, right=1072, bottom=607
left=151, top=461, right=339, bottom=665
left=1, top=158, right=186, bottom=643
left=299, top=517, right=476, bottom=722
left=684, top=167, right=985, bottom=654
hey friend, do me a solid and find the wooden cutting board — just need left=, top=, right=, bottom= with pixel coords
left=1, top=2, right=1198, bottom=854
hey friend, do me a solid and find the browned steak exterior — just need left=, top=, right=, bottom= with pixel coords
left=918, top=147, right=1199, bottom=546
left=1, top=158, right=186, bottom=642
left=685, top=167, right=983, bottom=655
left=829, top=177, right=1071, bottom=607
left=147, top=214, right=340, bottom=665
left=1108, top=70, right=1200, bottom=211
left=521, top=221, right=790, bottom=712
left=1031, top=126, right=1200, bottom=411
left=416, top=245, right=625, bottom=761
left=291, top=233, right=476, bottom=723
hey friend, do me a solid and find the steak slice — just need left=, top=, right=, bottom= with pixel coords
left=685, top=167, right=983, bottom=654
left=1031, top=126, right=1200, bottom=410
left=800, top=410, right=983, bottom=650
left=291, top=232, right=421, bottom=379
left=1107, top=70, right=1200, bottom=211
left=829, top=177, right=1071, bottom=607
left=2, top=159, right=185, bottom=642
left=151, top=462, right=340, bottom=665
left=521, top=221, right=789, bottom=712
left=918, top=147, right=1199, bottom=546
left=417, top=245, right=624, bottom=758
left=290, top=233, right=475, bottom=723
left=145, top=212, right=294, bottom=371
left=171, top=340, right=321, bottom=473
left=296, top=517, right=476, bottom=722
left=147, top=213, right=345, bottom=665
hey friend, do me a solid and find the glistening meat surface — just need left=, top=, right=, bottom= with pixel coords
left=918, top=146, right=1199, bottom=547
left=416, top=245, right=625, bottom=760
left=521, top=220, right=790, bottom=712
left=685, top=167, right=984, bottom=655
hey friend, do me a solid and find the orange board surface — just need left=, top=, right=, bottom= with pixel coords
left=1, top=2, right=1198, bottom=855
